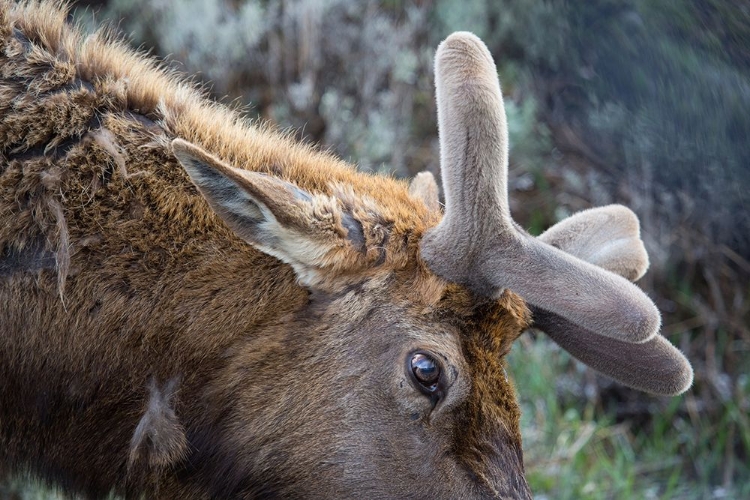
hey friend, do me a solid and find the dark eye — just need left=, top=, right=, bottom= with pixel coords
left=410, top=352, right=441, bottom=392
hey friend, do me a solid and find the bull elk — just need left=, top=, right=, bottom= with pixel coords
left=0, top=1, right=692, bottom=498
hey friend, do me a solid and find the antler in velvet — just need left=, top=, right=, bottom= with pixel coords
left=420, top=32, right=660, bottom=344
left=535, top=206, right=693, bottom=395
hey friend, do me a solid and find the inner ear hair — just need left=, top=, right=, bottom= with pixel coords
left=172, top=139, right=371, bottom=288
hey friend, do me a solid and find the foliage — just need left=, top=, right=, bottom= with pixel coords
left=510, top=334, right=750, bottom=499
left=79, top=0, right=439, bottom=176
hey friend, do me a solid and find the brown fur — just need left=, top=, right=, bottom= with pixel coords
left=1, top=2, right=533, bottom=498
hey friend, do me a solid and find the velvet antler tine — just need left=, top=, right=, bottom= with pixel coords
left=538, top=205, right=649, bottom=282
left=432, top=32, right=512, bottom=225
left=534, top=207, right=693, bottom=395
left=421, top=32, right=517, bottom=291
left=531, top=309, right=693, bottom=395
left=421, top=32, right=661, bottom=343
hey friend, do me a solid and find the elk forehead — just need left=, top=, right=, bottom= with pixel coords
left=390, top=264, right=530, bottom=363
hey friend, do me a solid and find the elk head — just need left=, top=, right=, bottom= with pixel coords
left=169, top=32, right=691, bottom=499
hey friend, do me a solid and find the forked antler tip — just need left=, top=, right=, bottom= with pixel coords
left=538, top=204, right=650, bottom=282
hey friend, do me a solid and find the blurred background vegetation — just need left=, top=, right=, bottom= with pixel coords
left=4, top=0, right=749, bottom=498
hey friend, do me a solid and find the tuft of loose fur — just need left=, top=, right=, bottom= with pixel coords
left=128, top=377, right=188, bottom=471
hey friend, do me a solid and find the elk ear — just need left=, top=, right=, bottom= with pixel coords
left=172, top=139, right=364, bottom=287
left=408, top=171, right=441, bottom=212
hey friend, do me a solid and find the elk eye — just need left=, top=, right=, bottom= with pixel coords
left=410, top=352, right=441, bottom=392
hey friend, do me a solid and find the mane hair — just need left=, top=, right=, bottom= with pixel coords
left=0, top=0, right=438, bottom=297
